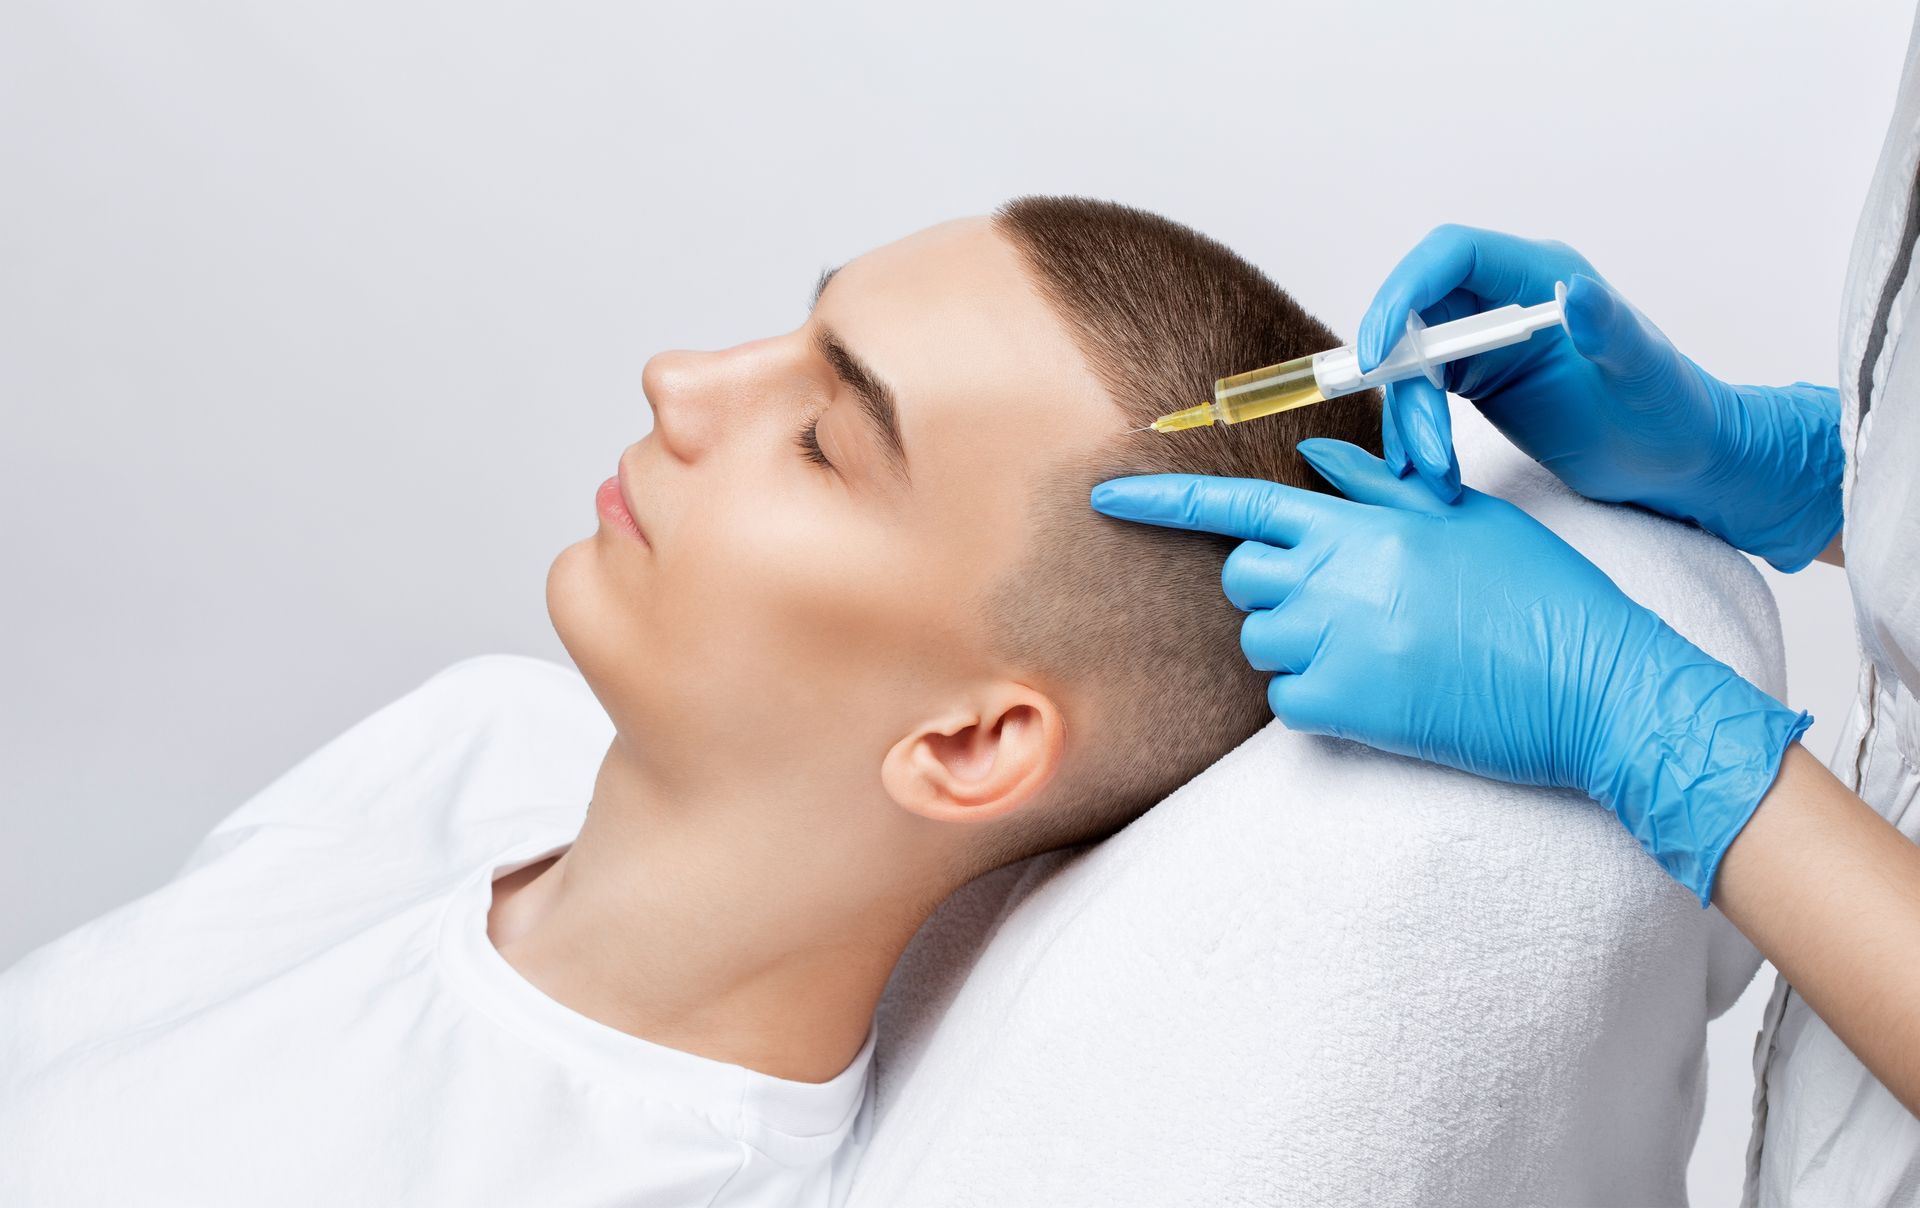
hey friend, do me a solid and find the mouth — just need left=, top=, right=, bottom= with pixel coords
left=596, top=459, right=649, bottom=547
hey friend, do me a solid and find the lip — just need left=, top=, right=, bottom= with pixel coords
left=596, top=460, right=649, bottom=547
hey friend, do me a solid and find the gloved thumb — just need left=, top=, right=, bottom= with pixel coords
left=1562, top=273, right=1691, bottom=409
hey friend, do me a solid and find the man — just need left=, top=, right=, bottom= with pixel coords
left=0, top=196, right=1378, bottom=1205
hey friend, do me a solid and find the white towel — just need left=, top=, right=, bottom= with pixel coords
left=847, top=403, right=1780, bottom=1208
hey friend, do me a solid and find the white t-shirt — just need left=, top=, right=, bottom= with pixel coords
left=0, top=654, right=877, bottom=1207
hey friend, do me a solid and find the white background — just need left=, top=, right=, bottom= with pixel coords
left=0, top=2, right=1905, bottom=1202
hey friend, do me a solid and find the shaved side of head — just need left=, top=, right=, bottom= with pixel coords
left=962, top=195, right=1382, bottom=882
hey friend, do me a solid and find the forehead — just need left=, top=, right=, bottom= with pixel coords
left=823, top=218, right=1119, bottom=509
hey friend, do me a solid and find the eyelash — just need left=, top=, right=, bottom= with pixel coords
left=794, top=410, right=834, bottom=470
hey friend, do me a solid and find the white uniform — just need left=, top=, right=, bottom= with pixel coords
left=1744, top=9, right=1920, bottom=1204
left=0, top=655, right=877, bottom=1208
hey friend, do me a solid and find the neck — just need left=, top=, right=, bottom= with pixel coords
left=487, top=738, right=948, bottom=1083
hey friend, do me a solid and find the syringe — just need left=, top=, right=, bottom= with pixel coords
left=1134, top=281, right=1571, bottom=434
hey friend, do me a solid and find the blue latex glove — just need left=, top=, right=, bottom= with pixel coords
left=1089, top=438, right=1813, bottom=906
left=1356, top=225, right=1843, bottom=572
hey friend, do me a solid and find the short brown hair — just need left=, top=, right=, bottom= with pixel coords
left=959, top=195, right=1381, bottom=882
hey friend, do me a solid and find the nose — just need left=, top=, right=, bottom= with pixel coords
left=639, top=349, right=720, bottom=461
left=641, top=338, right=795, bottom=462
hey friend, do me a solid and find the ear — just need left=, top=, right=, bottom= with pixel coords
left=881, top=681, right=1066, bottom=826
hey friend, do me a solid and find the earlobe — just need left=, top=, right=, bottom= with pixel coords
left=881, top=684, right=1066, bottom=825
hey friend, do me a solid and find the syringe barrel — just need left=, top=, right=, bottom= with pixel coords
left=1311, top=297, right=1566, bottom=401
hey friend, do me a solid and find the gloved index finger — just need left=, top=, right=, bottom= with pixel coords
left=1090, top=473, right=1343, bottom=547
left=1356, top=224, right=1555, bottom=371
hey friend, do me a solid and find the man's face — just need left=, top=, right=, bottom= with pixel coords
left=548, top=217, right=1117, bottom=814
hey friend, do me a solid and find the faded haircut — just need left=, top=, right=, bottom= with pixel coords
left=956, top=195, right=1382, bottom=884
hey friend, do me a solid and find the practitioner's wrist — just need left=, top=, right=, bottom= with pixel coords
left=1583, top=614, right=1814, bottom=905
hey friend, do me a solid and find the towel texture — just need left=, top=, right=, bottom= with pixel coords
left=848, top=403, right=1780, bottom=1208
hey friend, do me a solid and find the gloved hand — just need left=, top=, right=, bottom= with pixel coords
left=1356, top=224, right=1843, bottom=572
left=1089, top=438, right=1813, bottom=906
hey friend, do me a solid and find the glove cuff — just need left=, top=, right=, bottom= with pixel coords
left=1693, top=383, right=1844, bottom=572
left=1587, top=620, right=1813, bottom=906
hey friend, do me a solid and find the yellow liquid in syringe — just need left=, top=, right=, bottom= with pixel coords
left=1147, top=355, right=1325, bottom=433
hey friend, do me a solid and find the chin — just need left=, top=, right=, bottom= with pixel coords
left=544, top=537, right=662, bottom=728
left=545, top=537, right=615, bottom=679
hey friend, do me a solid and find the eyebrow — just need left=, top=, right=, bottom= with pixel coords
left=808, top=263, right=909, bottom=485
left=810, top=264, right=839, bottom=310
left=813, top=325, right=910, bottom=485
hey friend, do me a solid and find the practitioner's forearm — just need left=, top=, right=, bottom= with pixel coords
left=1814, top=532, right=1845, bottom=568
left=1713, top=743, right=1920, bottom=1116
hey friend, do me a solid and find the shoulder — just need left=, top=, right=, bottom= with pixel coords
left=180, top=653, right=609, bottom=861
left=359, top=655, right=610, bottom=780
left=398, top=654, right=602, bottom=733
left=418, top=652, right=593, bottom=697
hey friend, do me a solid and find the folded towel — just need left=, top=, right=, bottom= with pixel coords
left=849, top=402, right=1779, bottom=1208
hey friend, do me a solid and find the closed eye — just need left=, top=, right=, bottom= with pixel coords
left=795, top=410, right=834, bottom=470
